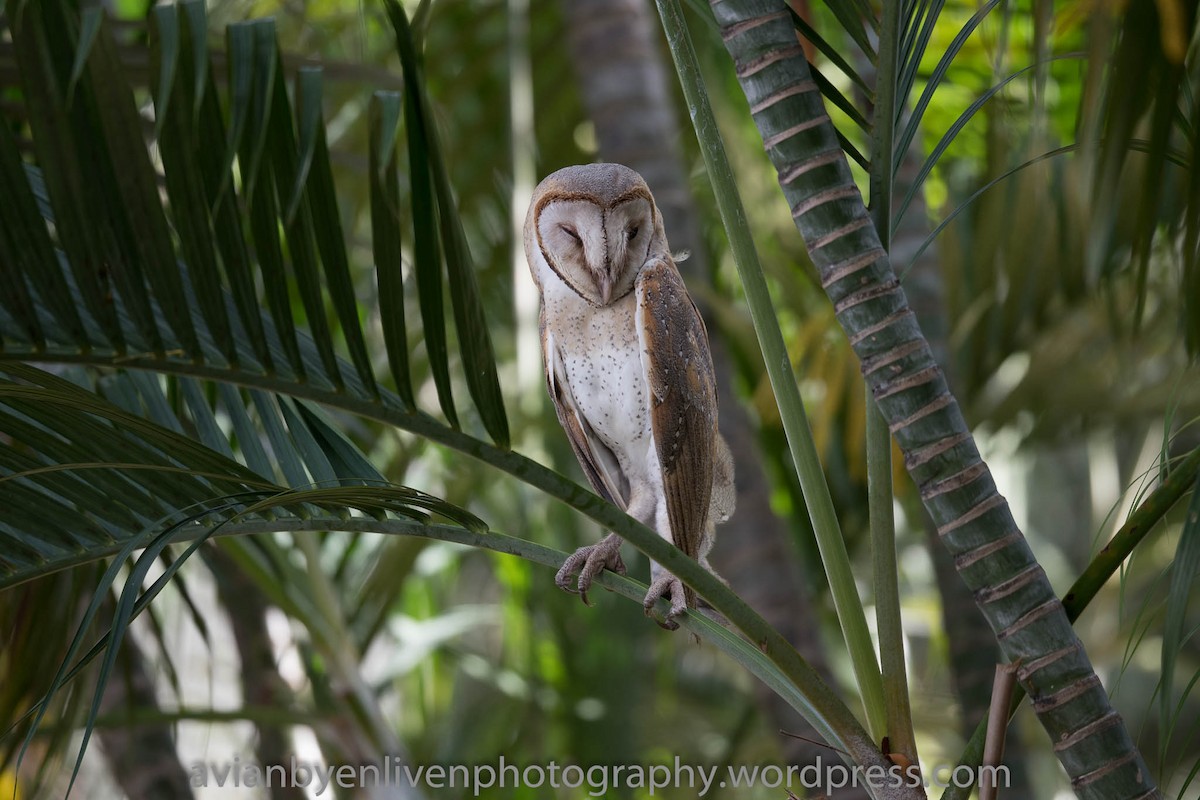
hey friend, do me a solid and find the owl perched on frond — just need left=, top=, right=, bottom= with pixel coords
left=523, top=163, right=734, bottom=630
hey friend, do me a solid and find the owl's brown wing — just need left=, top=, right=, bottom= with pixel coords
left=541, top=312, right=630, bottom=508
left=635, top=258, right=717, bottom=563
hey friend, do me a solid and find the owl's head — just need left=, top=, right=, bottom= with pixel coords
left=524, top=163, right=663, bottom=307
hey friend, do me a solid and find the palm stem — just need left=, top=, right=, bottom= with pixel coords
left=868, top=396, right=915, bottom=759
left=867, top=0, right=917, bottom=765
left=654, top=0, right=887, bottom=744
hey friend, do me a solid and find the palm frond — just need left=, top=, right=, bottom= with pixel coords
left=1, top=0, right=508, bottom=440
left=790, top=7, right=872, bottom=98
left=817, top=0, right=876, bottom=63
left=0, top=2, right=522, bottom=680
left=893, top=0, right=1003, bottom=176
left=894, top=52, right=1085, bottom=231
left=0, top=363, right=486, bottom=590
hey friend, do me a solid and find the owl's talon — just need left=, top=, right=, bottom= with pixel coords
left=644, top=574, right=688, bottom=630
left=555, top=533, right=626, bottom=605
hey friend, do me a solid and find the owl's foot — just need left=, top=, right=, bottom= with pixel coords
left=555, top=533, right=626, bottom=605
left=643, top=573, right=688, bottom=630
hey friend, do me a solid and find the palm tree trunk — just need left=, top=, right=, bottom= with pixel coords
left=707, top=2, right=1157, bottom=797
left=889, top=99, right=1000, bottom=734
left=893, top=148, right=1032, bottom=796
left=560, top=0, right=846, bottom=777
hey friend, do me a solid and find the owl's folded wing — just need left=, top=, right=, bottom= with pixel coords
left=635, top=258, right=717, bottom=562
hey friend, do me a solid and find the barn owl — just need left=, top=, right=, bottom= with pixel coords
left=523, top=163, right=734, bottom=630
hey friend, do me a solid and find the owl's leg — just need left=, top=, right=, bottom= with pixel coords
left=555, top=486, right=655, bottom=605
left=643, top=492, right=688, bottom=630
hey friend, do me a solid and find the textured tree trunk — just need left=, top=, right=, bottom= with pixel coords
left=893, top=149, right=1032, bottom=796
left=860, top=32, right=1011, bottom=755
left=97, top=633, right=194, bottom=800
left=559, top=0, right=847, bottom=777
left=887, top=71, right=1001, bottom=735
left=708, top=2, right=1158, bottom=797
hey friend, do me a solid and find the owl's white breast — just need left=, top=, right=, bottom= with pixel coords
left=541, top=280, right=655, bottom=485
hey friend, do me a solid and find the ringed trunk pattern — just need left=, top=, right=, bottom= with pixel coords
left=710, top=1, right=1157, bottom=797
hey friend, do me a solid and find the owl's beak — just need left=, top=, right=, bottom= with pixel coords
left=597, top=274, right=614, bottom=305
